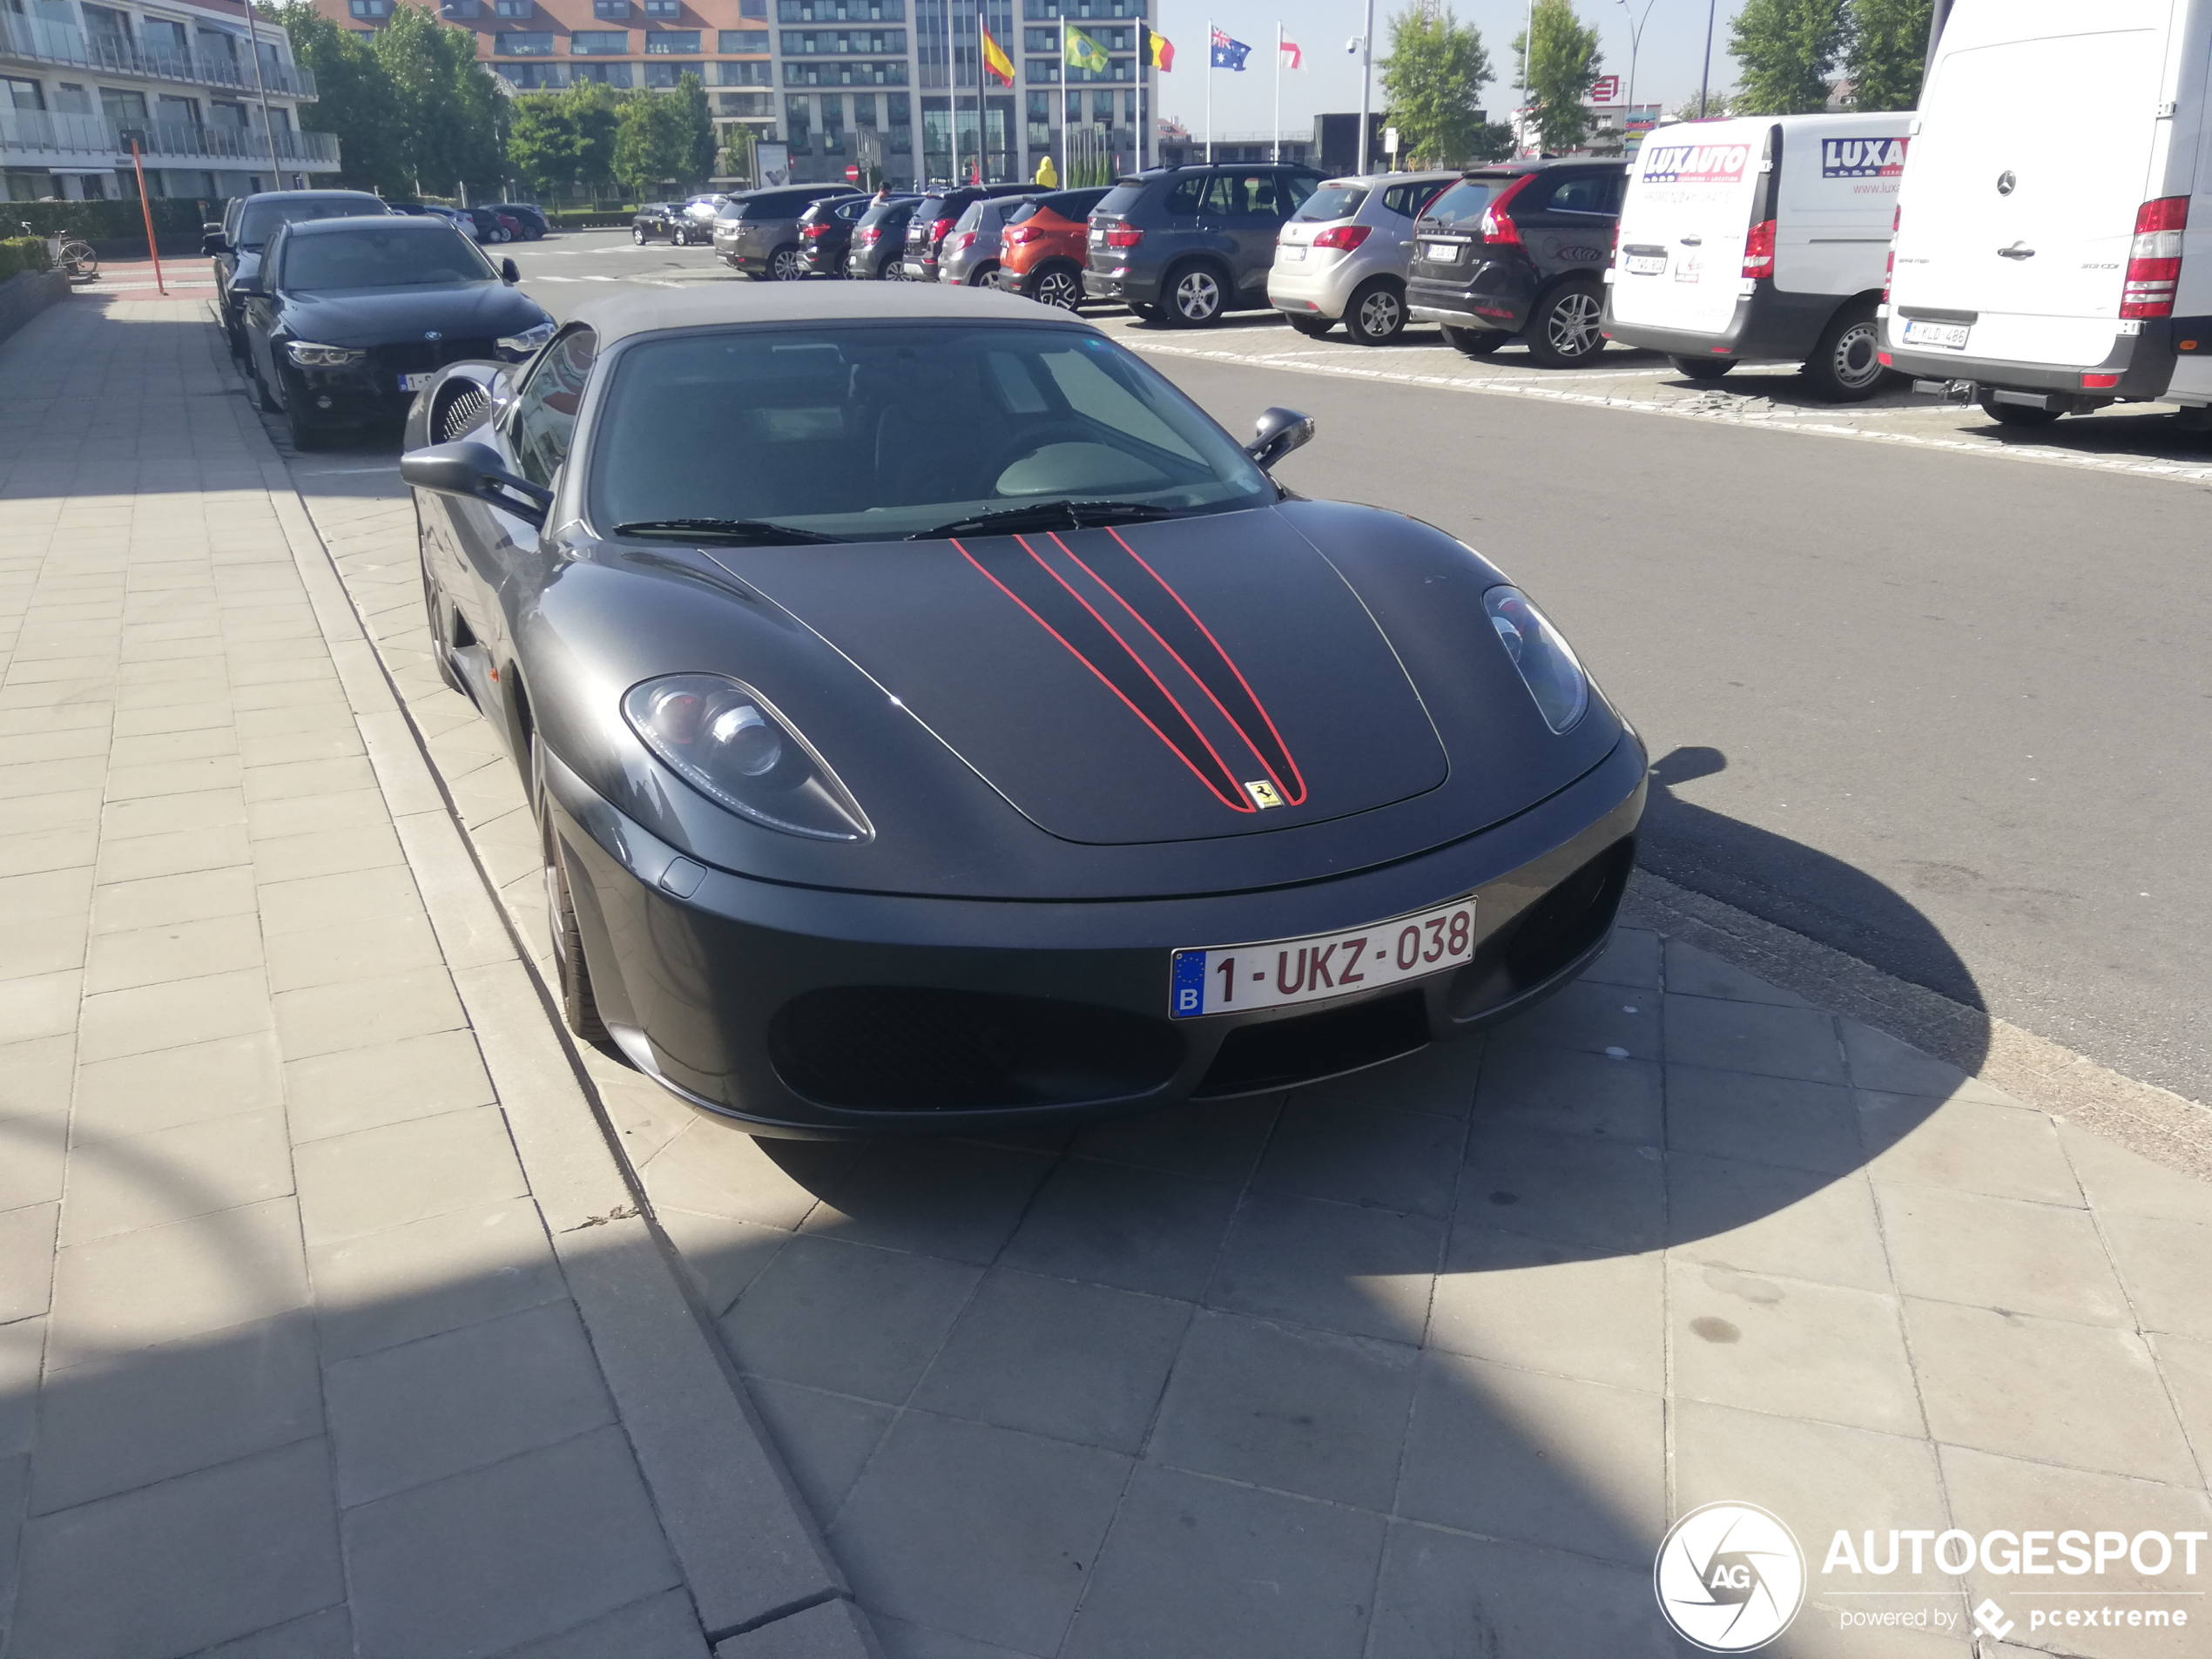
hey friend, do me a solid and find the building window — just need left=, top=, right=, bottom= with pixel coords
left=714, top=59, right=772, bottom=84
left=778, top=0, right=902, bottom=19
left=780, top=29, right=905, bottom=53
left=782, top=59, right=906, bottom=84
left=494, top=30, right=555, bottom=53
left=644, top=59, right=681, bottom=84
left=642, top=0, right=681, bottom=14
left=717, top=90, right=772, bottom=114
left=593, top=0, right=630, bottom=13
left=785, top=93, right=810, bottom=152
left=1023, top=0, right=1143, bottom=15
left=441, top=1, right=479, bottom=18
left=571, top=30, right=627, bottom=51
left=644, top=30, right=700, bottom=51
left=503, top=62, right=569, bottom=85
left=571, top=59, right=632, bottom=84
left=347, top=0, right=389, bottom=17
left=1023, top=58, right=1057, bottom=82
left=742, top=0, right=766, bottom=15
left=717, top=29, right=769, bottom=51
left=494, top=0, right=532, bottom=16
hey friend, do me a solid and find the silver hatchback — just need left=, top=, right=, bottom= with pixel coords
left=937, top=195, right=1038, bottom=288
left=1268, top=171, right=1457, bottom=345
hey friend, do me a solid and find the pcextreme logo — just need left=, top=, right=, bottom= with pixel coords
left=1654, top=1503, right=1806, bottom=1651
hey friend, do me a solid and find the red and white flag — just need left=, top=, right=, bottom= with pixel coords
left=1279, top=35, right=1304, bottom=69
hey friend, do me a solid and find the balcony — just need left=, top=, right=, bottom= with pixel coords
left=0, top=11, right=320, bottom=100
left=0, top=107, right=341, bottom=170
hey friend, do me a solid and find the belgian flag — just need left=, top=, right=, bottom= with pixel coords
left=1139, top=22, right=1174, bottom=71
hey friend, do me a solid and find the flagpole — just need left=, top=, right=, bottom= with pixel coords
left=1204, top=19, right=1213, bottom=165
left=1272, top=24, right=1281, bottom=163
left=943, top=0, right=957, bottom=185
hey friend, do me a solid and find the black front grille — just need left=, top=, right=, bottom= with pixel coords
left=1195, top=989, right=1430, bottom=1098
left=768, top=986, right=1184, bottom=1111
left=1447, top=837, right=1635, bottom=1020
left=371, top=339, right=497, bottom=376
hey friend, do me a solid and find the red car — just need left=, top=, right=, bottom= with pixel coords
left=991, top=187, right=1109, bottom=310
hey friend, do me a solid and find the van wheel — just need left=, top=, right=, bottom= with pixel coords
left=1440, top=326, right=1506, bottom=356
left=1164, top=262, right=1227, bottom=327
left=1524, top=280, right=1607, bottom=368
left=1803, top=301, right=1891, bottom=401
left=1344, top=278, right=1407, bottom=346
left=1670, top=355, right=1733, bottom=381
left=1285, top=314, right=1333, bottom=337
left=1978, top=395, right=2063, bottom=428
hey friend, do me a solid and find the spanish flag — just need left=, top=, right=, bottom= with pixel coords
left=1139, top=22, right=1174, bottom=70
left=981, top=24, right=1015, bottom=86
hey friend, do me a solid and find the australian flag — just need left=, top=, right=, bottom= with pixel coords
left=1210, top=26, right=1251, bottom=70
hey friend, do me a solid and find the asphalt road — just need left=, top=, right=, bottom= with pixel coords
left=474, top=230, right=2212, bottom=1101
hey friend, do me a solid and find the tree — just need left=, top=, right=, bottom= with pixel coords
left=720, top=122, right=757, bottom=183
left=1848, top=0, right=1932, bottom=111
left=373, top=3, right=504, bottom=194
left=1669, top=88, right=1736, bottom=121
left=1729, top=0, right=1849, bottom=114
left=506, top=91, right=579, bottom=196
left=612, top=89, right=689, bottom=197
left=674, top=71, right=718, bottom=182
left=563, top=78, right=622, bottom=194
left=1378, top=7, right=1493, bottom=169
left=266, top=3, right=405, bottom=193
left=1513, top=0, right=1602, bottom=154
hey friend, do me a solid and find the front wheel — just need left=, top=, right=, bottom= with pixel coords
left=1344, top=278, right=1407, bottom=347
left=632, top=225, right=648, bottom=245
left=1028, top=265, right=1083, bottom=311
left=1164, top=263, right=1226, bottom=327
left=284, top=380, right=327, bottom=452
left=1670, top=354, right=1733, bottom=381
left=766, top=244, right=806, bottom=281
left=1523, top=281, right=1607, bottom=368
left=1979, top=395, right=2063, bottom=428
left=536, top=744, right=609, bottom=1042
left=58, top=239, right=95, bottom=277
left=1801, top=301, right=1891, bottom=401
left=1440, top=325, right=1506, bottom=357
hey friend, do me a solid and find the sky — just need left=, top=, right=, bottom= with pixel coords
left=1150, top=0, right=1752, bottom=144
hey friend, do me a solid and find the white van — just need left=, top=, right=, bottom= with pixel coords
left=1602, top=112, right=1911, bottom=400
left=1883, top=0, right=2211, bottom=426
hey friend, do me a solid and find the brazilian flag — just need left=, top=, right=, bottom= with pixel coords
left=1064, top=24, right=1109, bottom=76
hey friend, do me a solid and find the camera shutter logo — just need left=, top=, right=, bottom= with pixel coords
left=1654, top=1502, right=1806, bottom=1651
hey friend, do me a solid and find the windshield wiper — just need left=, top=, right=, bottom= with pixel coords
left=911, top=500, right=1182, bottom=541
left=610, top=517, right=839, bottom=546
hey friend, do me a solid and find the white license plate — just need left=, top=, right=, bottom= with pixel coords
left=1169, top=898, right=1475, bottom=1020
left=1422, top=240, right=1464, bottom=263
left=1278, top=246, right=1306, bottom=263
left=1902, top=318, right=1970, bottom=350
left=398, top=372, right=435, bottom=392
left=1624, top=253, right=1667, bottom=275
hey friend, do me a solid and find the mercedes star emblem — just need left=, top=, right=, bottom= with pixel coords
left=1996, top=170, right=2016, bottom=196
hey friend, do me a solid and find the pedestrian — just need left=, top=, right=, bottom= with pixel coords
left=1034, top=155, right=1059, bottom=188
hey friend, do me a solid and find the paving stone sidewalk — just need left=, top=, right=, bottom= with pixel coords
left=254, top=320, right=2212, bottom=1659
left=0, top=298, right=857, bottom=1659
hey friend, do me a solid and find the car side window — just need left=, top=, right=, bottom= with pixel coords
left=1537, top=172, right=1615, bottom=215
left=1163, top=177, right=1207, bottom=215
left=509, top=327, right=597, bottom=489
left=1277, top=173, right=1318, bottom=216
left=1382, top=180, right=1442, bottom=219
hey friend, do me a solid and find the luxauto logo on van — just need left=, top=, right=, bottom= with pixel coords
left=1641, top=144, right=1750, bottom=185
left=1821, top=137, right=1909, bottom=179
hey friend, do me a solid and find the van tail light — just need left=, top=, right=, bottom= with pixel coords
left=1478, top=172, right=1538, bottom=246
left=1104, top=226, right=1143, bottom=248
left=2122, top=195, right=2188, bottom=318
left=1312, top=224, right=1371, bottom=252
left=1884, top=206, right=1898, bottom=303
left=1742, top=219, right=1776, bottom=279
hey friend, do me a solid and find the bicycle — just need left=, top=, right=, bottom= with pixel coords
left=19, top=223, right=97, bottom=280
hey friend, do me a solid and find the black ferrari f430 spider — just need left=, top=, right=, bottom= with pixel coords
left=400, top=285, right=1644, bottom=1136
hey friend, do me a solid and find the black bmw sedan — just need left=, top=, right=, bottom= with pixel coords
left=399, top=286, right=1643, bottom=1136
left=238, top=216, right=555, bottom=450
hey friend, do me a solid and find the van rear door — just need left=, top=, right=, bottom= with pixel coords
left=1608, top=118, right=1770, bottom=336
left=1892, top=4, right=2169, bottom=366
left=1773, top=112, right=1911, bottom=297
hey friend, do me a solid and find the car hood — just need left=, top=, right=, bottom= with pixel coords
left=275, top=281, right=547, bottom=346
left=709, top=508, right=1453, bottom=846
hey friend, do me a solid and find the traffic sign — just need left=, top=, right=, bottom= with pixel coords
left=845, top=164, right=860, bottom=180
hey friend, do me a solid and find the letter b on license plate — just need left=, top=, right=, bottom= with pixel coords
left=1170, top=899, right=1476, bottom=1018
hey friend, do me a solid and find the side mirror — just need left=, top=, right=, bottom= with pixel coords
left=500, top=257, right=520, bottom=284
left=201, top=233, right=226, bottom=255
left=1246, top=407, right=1315, bottom=470
left=203, top=219, right=224, bottom=234
left=400, top=439, right=552, bottom=528
left=231, top=274, right=263, bottom=298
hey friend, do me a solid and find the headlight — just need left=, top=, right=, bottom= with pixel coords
left=1485, top=586, right=1588, bottom=732
left=285, top=341, right=362, bottom=367
left=497, top=320, right=556, bottom=356
left=622, top=674, right=872, bottom=843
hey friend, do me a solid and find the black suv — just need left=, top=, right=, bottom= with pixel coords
left=1406, top=158, right=1627, bottom=368
left=900, top=184, right=1040, bottom=283
left=846, top=195, right=921, bottom=279
left=798, top=193, right=882, bottom=277
left=1083, top=164, right=1325, bottom=325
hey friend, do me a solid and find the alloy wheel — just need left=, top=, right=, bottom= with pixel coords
left=1034, top=268, right=1082, bottom=310
left=1545, top=289, right=1602, bottom=359
left=1172, top=268, right=1224, bottom=325
left=769, top=246, right=806, bottom=281
left=1351, top=285, right=1404, bottom=345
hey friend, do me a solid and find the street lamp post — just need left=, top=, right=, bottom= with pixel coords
left=1355, top=0, right=1374, bottom=175
left=1698, top=0, right=1716, bottom=117
left=1616, top=0, right=1656, bottom=114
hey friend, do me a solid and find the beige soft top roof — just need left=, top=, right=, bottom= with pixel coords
left=564, top=280, right=1100, bottom=346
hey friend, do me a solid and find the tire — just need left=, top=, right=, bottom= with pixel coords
left=1129, top=301, right=1163, bottom=321
left=766, top=244, right=806, bottom=281
left=1028, top=264, right=1083, bottom=311
left=422, top=565, right=466, bottom=694
left=632, top=225, right=647, bottom=245
left=58, top=239, right=95, bottom=278
left=1523, top=280, right=1607, bottom=368
left=1979, top=395, right=2063, bottom=428
left=284, top=382, right=327, bottom=452
left=252, top=357, right=282, bottom=413
left=1800, top=300, right=1890, bottom=401
left=1285, top=314, right=1333, bottom=338
left=1163, top=262, right=1227, bottom=327
left=536, top=744, right=609, bottom=1042
left=1440, top=325, right=1506, bottom=356
left=1344, top=278, right=1407, bottom=346
left=1670, top=354, right=1734, bottom=381
left=967, top=260, right=999, bottom=287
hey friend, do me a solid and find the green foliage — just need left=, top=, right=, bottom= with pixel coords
left=267, top=4, right=404, bottom=192
left=612, top=89, right=692, bottom=196
left=1513, top=0, right=1602, bottom=154
left=0, top=236, right=54, bottom=280
left=1729, top=0, right=1848, bottom=114
left=1378, top=6, right=1494, bottom=169
left=12, top=199, right=206, bottom=240
left=1847, top=0, right=1931, bottom=111
left=508, top=92, right=582, bottom=196
left=1468, top=120, right=1517, bottom=163
left=564, top=78, right=623, bottom=191
left=373, top=3, right=504, bottom=195
left=720, top=122, right=758, bottom=182
left=1669, top=88, right=1737, bottom=120
left=674, top=71, right=718, bottom=181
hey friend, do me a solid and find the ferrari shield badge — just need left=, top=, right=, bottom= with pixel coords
left=1244, top=779, right=1285, bottom=810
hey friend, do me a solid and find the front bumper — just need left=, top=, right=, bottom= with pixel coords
left=289, top=345, right=528, bottom=423
left=544, top=734, right=1648, bottom=1136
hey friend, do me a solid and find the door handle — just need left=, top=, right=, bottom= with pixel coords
left=1996, top=242, right=2035, bottom=260
left=1680, top=234, right=1703, bottom=246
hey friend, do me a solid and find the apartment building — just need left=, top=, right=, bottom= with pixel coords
left=2, top=0, right=334, bottom=200
left=324, top=0, right=1151, bottom=189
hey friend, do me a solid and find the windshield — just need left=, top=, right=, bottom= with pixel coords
left=592, top=323, right=1274, bottom=543
left=1422, top=179, right=1503, bottom=227
left=237, top=195, right=386, bottom=249
left=1294, top=185, right=1368, bottom=222
left=1093, top=181, right=1147, bottom=218
left=280, top=226, right=495, bottom=290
